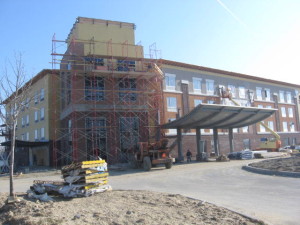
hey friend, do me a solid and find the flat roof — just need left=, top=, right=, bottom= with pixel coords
left=1, top=140, right=49, bottom=147
left=162, top=104, right=276, bottom=129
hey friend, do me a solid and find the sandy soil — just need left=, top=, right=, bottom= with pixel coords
left=249, top=154, right=300, bottom=172
left=0, top=190, right=265, bottom=225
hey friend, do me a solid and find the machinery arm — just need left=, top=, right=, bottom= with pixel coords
left=221, top=88, right=281, bottom=141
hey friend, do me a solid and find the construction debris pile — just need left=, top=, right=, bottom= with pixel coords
left=28, top=160, right=111, bottom=200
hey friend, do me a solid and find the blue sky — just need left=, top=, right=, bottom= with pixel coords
left=1, top=0, right=300, bottom=84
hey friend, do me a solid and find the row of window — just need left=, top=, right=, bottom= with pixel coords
left=167, top=127, right=250, bottom=134
left=165, top=73, right=295, bottom=104
left=257, top=105, right=294, bottom=118
left=281, top=107, right=294, bottom=118
left=19, top=127, right=45, bottom=141
left=20, top=108, right=45, bottom=127
left=167, top=97, right=216, bottom=112
left=83, top=77, right=137, bottom=102
left=260, top=122, right=295, bottom=132
left=35, top=88, right=45, bottom=104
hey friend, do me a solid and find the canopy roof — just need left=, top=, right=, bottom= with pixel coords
left=1, top=140, right=49, bottom=147
left=162, top=104, right=276, bottom=129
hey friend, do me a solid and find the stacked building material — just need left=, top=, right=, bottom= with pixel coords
left=29, top=160, right=111, bottom=198
left=61, top=160, right=109, bottom=191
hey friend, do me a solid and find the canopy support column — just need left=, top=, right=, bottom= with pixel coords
left=213, top=128, right=219, bottom=156
left=177, top=128, right=184, bottom=162
left=229, top=128, right=234, bottom=153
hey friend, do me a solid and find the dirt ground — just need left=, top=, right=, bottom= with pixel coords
left=0, top=190, right=265, bottom=225
left=249, top=154, right=300, bottom=172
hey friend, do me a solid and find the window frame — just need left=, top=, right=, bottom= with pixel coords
left=165, top=73, right=176, bottom=91
left=238, top=86, right=246, bottom=99
left=256, top=87, right=262, bottom=100
left=192, top=77, right=202, bottom=93
left=206, top=79, right=214, bottom=95
left=167, top=97, right=177, bottom=112
left=286, top=92, right=292, bottom=103
left=279, top=91, right=285, bottom=103
left=281, top=107, right=286, bottom=117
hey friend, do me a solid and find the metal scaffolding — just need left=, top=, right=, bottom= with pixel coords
left=51, top=36, right=164, bottom=166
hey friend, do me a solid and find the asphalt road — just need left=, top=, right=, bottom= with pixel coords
left=1, top=159, right=300, bottom=225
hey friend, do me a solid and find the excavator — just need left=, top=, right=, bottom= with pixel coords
left=220, top=87, right=281, bottom=151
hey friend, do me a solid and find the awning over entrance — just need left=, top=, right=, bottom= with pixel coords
left=162, top=104, right=276, bottom=129
left=1, top=140, right=49, bottom=147
left=161, top=104, right=277, bottom=161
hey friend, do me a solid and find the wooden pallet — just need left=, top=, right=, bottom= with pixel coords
left=62, top=160, right=107, bottom=172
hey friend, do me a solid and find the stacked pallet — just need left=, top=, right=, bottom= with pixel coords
left=62, top=160, right=109, bottom=191
left=30, top=160, right=111, bottom=198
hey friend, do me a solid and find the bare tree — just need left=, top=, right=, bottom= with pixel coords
left=0, top=53, right=32, bottom=199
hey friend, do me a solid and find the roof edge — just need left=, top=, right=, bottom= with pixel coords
left=160, top=59, right=300, bottom=89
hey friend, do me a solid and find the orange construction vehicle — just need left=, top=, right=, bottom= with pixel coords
left=129, top=138, right=173, bottom=171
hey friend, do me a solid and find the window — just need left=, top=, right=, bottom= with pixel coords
left=194, top=99, right=202, bottom=107
left=21, top=101, right=25, bottom=111
left=68, top=119, right=72, bottom=141
left=283, top=122, right=288, bottom=132
left=193, top=77, right=202, bottom=93
left=228, top=85, right=236, bottom=97
left=242, top=126, right=248, bottom=133
left=257, top=105, right=263, bottom=108
left=34, top=111, right=39, bottom=122
left=21, top=134, right=25, bottom=141
left=279, top=91, right=285, bottom=103
left=281, top=107, right=286, bottom=117
left=233, top=128, right=238, bottom=133
left=119, top=78, right=137, bottom=102
left=238, top=86, right=246, bottom=98
left=21, top=117, right=25, bottom=127
left=290, top=122, right=295, bottom=132
left=265, top=89, right=271, bottom=101
left=167, top=97, right=177, bottom=112
left=40, top=88, right=45, bottom=101
left=40, top=107, right=45, bottom=120
left=26, top=114, right=29, bottom=126
left=26, top=132, right=29, bottom=141
left=207, top=100, right=215, bottom=104
left=34, top=91, right=39, bottom=104
left=168, top=118, right=177, bottom=134
left=288, top=108, right=293, bottom=118
left=34, top=129, right=39, bottom=141
left=206, top=80, right=214, bottom=95
left=85, top=76, right=105, bottom=101
left=286, top=92, right=292, bottom=103
left=165, top=73, right=176, bottom=91
left=40, top=127, right=45, bottom=140
left=268, top=121, right=274, bottom=130
left=260, top=123, right=266, bottom=132
left=26, top=98, right=30, bottom=108
left=256, top=87, right=262, bottom=100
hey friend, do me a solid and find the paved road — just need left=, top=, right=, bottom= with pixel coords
left=1, top=160, right=300, bottom=225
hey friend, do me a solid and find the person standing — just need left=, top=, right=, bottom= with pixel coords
left=186, top=150, right=192, bottom=163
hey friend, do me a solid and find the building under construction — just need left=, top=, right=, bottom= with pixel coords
left=51, top=17, right=164, bottom=166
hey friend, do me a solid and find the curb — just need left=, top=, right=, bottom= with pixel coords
left=242, top=165, right=300, bottom=178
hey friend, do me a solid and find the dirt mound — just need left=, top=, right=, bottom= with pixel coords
left=249, top=155, right=300, bottom=172
left=0, top=190, right=265, bottom=225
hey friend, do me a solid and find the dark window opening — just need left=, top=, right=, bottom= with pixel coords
left=85, top=76, right=104, bottom=101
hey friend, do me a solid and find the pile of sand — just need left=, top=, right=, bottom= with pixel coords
left=0, top=190, right=265, bottom=225
left=249, top=155, right=300, bottom=172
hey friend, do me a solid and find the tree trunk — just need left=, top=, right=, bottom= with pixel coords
left=9, top=124, right=16, bottom=197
